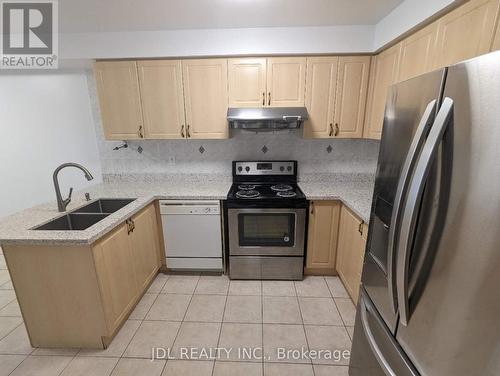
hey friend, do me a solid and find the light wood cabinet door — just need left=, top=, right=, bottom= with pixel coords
left=398, top=22, right=438, bottom=82
left=336, top=205, right=367, bottom=304
left=94, top=61, right=143, bottom=140
left=129, top=205, right=161, bottom=294
left=433, top=0, right=500, bottom=68
left=266, top=57, right=306, bottom=107
left=306, top=201, right=341, bottom=273
left=334, top=56, right=371, bottom=138
left=303, top=57, right=339, bottom=138
left=363, top=43, right=402, bottom=140
left=182, top=59, right=229, bottom=139
left=492, top=13, right=500, bottom=50
left=137, top=60, right=186, bottom=139
left=93, top=223, right=138, bottom=332
left=228, top=58, right=267, bottom=107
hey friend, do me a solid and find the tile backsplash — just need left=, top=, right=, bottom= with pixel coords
left=87, top=71, right=380, bottom=178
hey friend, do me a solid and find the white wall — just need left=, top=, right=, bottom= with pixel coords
left=374, top=0, right=460, bottom=50
left=0, top=71, right=102, bottom=219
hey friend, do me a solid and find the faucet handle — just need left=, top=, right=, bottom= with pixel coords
left=64, top=187, right=73, bottom=206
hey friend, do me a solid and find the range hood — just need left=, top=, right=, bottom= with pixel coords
left=227, top=107, right=308, bottom=130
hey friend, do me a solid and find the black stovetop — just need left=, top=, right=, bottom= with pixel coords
left=227, top=182, right=306, bottom=201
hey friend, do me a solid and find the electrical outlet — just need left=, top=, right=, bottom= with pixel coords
left=167, top=156, right=176, bottom=165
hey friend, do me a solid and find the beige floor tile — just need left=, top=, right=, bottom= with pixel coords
left=185, top=295, right=226, bottom=323
left=213, top=361, right=262, bottom=376
left=263, top=324, right=309, bottom=364
left=78, top=320, right=141, bottom=358
left=0, top=300, right=21, bottom=317
left=0, top=324, right=34, bottom=355
left=129, top=293, right=157, bottom=320
left=0, top=271, right=10, bottom=286
left=263, top=297, right=302, bottom=324
left=171, top=322, right=221, bottom=359
left=161, top=360, right=213, bottom=376
left=194, top=276, right=229, bottom=295
left=334, top=298, right=356, bottom=326
left=162, top=275, right=199, bottom=294
left=264, top=363, right=314, bottom=376
left=0, top=354, right=27, bottom=376
left=111, top=358, right=165, bottom=376
left=145, top=294, right=191, bottom=321
left=0, top=281, right=13, bottom=290
left=313, top=364, right=349, bottom=376
left=218, top=323, right=262, bottom=362
left=223, top=296, right=261, bottom=323
left=262, top=281, right=296, bottom=297
left=345, top=326, right=354, bottom=340
left=0, top=290, right=15, bottom=310
left=10, top=355, right=72, bottom=376
left=147, top=274, right=169, bottom=294
left=229, top=281, right=261, bottom=296
left=0, top=317, right=22, bottom=340
left=32, top=348, right=79, bottom=356
left=124, top=321, right=181, bottom=359
left=294, top=277, right=331, bottom=298
left=324, top=277, right=349, bottom=298
left=304, top=325, right=351, bottom=365
left=298, top=298, right=343, bottom=326
left=61, top=356, right=119, bottom=376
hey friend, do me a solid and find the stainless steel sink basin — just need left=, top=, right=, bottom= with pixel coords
left=33, top=213, right=109, bottom=231
left=72, top=198, right=136, bottom=214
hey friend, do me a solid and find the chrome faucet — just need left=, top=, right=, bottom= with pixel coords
left=53, top=163, right=94, bottom=212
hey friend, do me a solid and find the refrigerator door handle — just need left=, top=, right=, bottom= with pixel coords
left=387, top=100, right=437, bottom=314
left=396, top=97, right=454, bottom=326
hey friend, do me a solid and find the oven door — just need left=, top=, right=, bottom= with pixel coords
left=228, top=208, right=306, bottom=256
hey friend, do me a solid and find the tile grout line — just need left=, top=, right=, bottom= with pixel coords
left=212, top=280, right=229, bottom=376
left=261, top=279, right=264, bottom=376
left=293, top=279, right=315, bottom=375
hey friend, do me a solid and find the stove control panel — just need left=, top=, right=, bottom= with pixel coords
left=235, top=161, right=295, bottom=175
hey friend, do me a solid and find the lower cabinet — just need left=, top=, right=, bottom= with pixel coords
left=3, top=202, right=162, bottom=349
left=335, top=205, right=368, bottom=305
left=305, top=201, right=341, bottom=274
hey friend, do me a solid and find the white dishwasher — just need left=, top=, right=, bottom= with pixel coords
left=160, top=200, right=223, bottom=271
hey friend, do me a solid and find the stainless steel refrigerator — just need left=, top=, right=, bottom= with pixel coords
left=350, top=51, right=500, bottom=376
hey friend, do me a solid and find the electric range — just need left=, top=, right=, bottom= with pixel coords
left=225, top=161, right=308, bottom=280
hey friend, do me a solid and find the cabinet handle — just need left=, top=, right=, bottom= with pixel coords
left=310, top=202, right=314, bottom=215
left=138, top=125, right=144, bottom=138
left=334, top=123, right=339, bottom=137
left=180, top=125, right=185, bottom=138
left=268, top=92, right=271, bottom=106
left=359, top=221, right=364, bottom=236
left=329, top=123, right=333, bottom=137
left=262, top=92, right=265, bottom=106
left=186, top=124, right=191, bottom=138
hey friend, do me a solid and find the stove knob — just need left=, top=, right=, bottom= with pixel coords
left=245, top=166, right=250, bottom=172
left=287, top=166, right=292, bottom=171
left=280, top=166, right=285, bottom=172
left=237, top=166, right=243, bottom=172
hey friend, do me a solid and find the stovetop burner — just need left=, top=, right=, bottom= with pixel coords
left=271, top=184, right=293, bottom=192
left=238, top=184, right=256, bottom=190
left=277, top=190, right=297, bottom=198
left=236, top=190, right=260, bottom=198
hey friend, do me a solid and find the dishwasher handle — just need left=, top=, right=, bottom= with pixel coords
left=159, top=200, right=221, bottom=215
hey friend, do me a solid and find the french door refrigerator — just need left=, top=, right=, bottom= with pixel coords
left=350, top=50, right=500, bottom=376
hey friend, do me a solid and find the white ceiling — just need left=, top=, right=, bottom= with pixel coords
left=59, top=0, right=404, bottom=33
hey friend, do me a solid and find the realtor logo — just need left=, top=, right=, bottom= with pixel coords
left=1, top=0, right=58, bottom=69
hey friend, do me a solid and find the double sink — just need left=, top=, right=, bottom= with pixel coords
left=34, top=199, right=136, bottom=231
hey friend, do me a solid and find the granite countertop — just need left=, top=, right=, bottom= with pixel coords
left=0, top=174, right=374, bottom=247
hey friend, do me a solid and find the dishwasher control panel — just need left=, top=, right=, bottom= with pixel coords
left=159, top=200, right=221, bottom=215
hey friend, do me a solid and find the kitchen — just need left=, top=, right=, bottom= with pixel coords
left=0, top=0, right=499, bottom=375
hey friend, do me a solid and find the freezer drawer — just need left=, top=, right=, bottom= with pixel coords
left=350, top=289, right=418, bottom=376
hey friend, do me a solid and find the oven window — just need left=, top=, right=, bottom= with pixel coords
left=238, top=213, right=295, bottom=247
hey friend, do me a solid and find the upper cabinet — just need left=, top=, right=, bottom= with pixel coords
left=266, top=57, right=307, bottom=107
left=137, top=60, right=186, bottom=139
left=363, top=44, right=402, bottom=140
left=182, top=59, right=229, bottom=139
left=304, top=56, right=370, bottom=139
left=398, top=22, right=438, bottom=82
left=433, top=0, right=499, bottom=68
left=94, top=61, right=144, bottom=140
left=228, top=57, right=306, bottom=107
left=228, top=58, right=267, bottom=107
